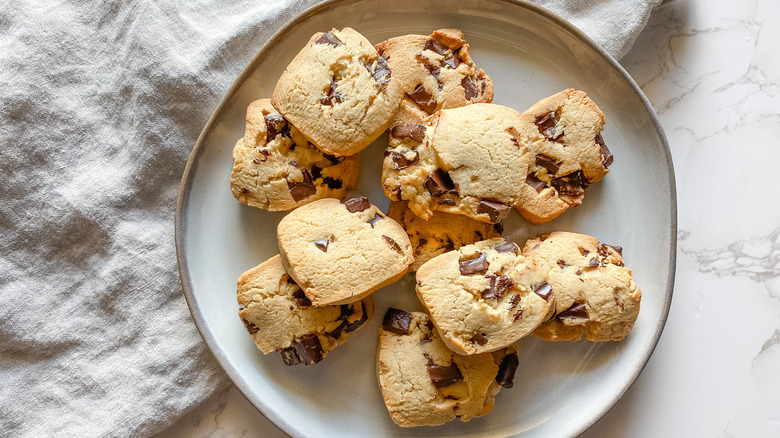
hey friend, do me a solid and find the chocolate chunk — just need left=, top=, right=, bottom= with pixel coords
left=343, top=196, right=371, bottom=213
left=599, top=243, right=623, bottom=256
left=323, top=153, right=344, bottom=165
left=442, top=52, right=460, bottom=69
left=368, top=214, right=383, bottom=228
left=461, top=76, right=478, bottom=100
left=289, top=160, right=299, bottom=168
left=279, top=347, right=302, bottom=366
left=427, top=361, right=463, bottom=388
left=439, top=198, right=456, bottom=206
left=508, top=294, right=521, bottom=310
left=533, top=282, right=553, bottom=302
left=383, top=235, right=404, bottom=254
left=482, top=274, right=514, bottom=299
left=344, top=301, right=369, bottom=333
left=470, top=333, right=488, bottom=345
left=284, top=275, right=297, bottom=285
left=588, top=258, right=600, bottom=268
left=292, top=289, right=312, bottom=307
left=407, top=84, right=437, bottom=114
left=493, top=241, right=519, bottom=254
left=320, top=80, right=342, bottom=106
left=424, top=37, right=448, bottom=55
left=535, top=154, right=560, bottom=175
left=512, top=308, right=524, bottom=321
left=558, top=302, right=588, bottom=320
left=242, top=319, right=259, bottom=335
left=264, top=114, right=287, bottom=142
left=535, top=110, right=560, bottom=140
left=426, top=169, right=455, bottom=196
left=310, top=165, right=322, bottom=181
left=579, top=247, right=590, bottom=257
left=326, top=305, right=352, bottom=339
left=390, top=150, right=420, bottom=170
left=459, top=253, right=489, bottom=275
left=382, top=308, right=411, bottom=335
left=596, top=133, right=613, bottom=167
left=551, top=170, right=589, bottom=196
left=314, top=31, right=342, bottom=47
left=314, top=239, right=329, bottom=252
left=293, top=334, right=324, bottom=365
left=476, top=200, right=510, bottom=223
left=322, top=177, right=342, bottom=189
left=287, top=168, right=316, bottom=201
left=371, top=56, right=392, bottom=90
left=416, top=53, right=441, bottom=83
left=390, top=124, right=426, bottom=143
left=557, top=260, right=568, bottom=268
left=495, top=353, right=519, bottom=388
left=526, top=174, right=547, bottom=192
left=493, top=221, right=504, bottom=235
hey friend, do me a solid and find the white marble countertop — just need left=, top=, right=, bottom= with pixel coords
left=156, top=0, right=780, bottom=436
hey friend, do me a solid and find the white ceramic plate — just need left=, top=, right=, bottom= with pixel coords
left=176, top=0, right=676, bottom=436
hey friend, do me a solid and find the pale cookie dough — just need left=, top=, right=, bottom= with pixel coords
left=382, top=103, right=529, bottom=224
left=230, top=99, right=359, bottom=210
left=377, top=308, right=518, bottom=427
left=515, top=89, right=613, bottom=223
left=522, top=231, right=641, bottom=342
left=388, top=201, right=503, bottom=271
left=416, top=238, right=555, bottom=355
left=271, top=28, right=403, bottom=156
left=277, top=197, right=414, bottom=306
left=237, top=255, right=373, bottom=365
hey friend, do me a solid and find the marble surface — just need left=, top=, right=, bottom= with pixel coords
left=155, top=0, right=780, bottom=436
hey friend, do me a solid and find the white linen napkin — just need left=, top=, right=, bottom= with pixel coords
left=0, top=0, right=660, bottom=437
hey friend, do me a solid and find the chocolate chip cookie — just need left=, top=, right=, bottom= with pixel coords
left=522, top=232, right=641, bottom=341
left=377, top=308, right=518, bottom=427
left=277, top=196, right=414, bottom=306
left=515, top=89, right=613, bottom=223
left=416, top=238, right=555, bottom=355
left=271, top=28, right=403, bottom=157
left=237, top=255, right=373, bottom=365
left=230, top=99, right=359, bottom=210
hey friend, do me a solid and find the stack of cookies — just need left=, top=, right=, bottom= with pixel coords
left=230, top=27, right=641, bottom=428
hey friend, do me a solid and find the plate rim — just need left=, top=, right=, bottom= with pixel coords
left=174, top=0, right=677, bottom=436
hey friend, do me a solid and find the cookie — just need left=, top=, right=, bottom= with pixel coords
left=277, top=196, right=414, bottom=306
left=387, top=201, right=503, bottom=271
left=416, top=238, right=555, bottom=355
left=514, top=89, right=613, bottom=223
left=237, top=255, right=373, bottom=365
left=230, top=99, right=359, bottom=210
left=382, top=103, right=529, bottom=224
left=271, top=28, right=403, bottom=157
left=522, top=232, right=641, bottom=342
left=377, top=308, right=518, bottom=427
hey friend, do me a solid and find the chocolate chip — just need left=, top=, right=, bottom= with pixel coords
left=322, top=177, right=342, bottom=189
left=279, top=347, right=302, bottom=366
left=588, top=258, right=600, bottom=268
left=426, top=169, right=455, bottom=196
left=427, top=361, right=463, bottom=388
left=599, top=243, right=623, bottom=256
left=416, top=53, right=441, bottom=85
left=442, top=52, right=460, bottom=69
left=424, top=37, right=448, bottom=55
left=470, top=333, right=488, bottom=345
left=493, top=241, right=519, bottom=254
left=390, top=124, right=426, bottom=143
left=314, top=31, right=342, bottom=47
left=390, top=150, right=420, bottom=170
left=371, top=56, right=392, bottom=91
left=287, top=168, right=316, bottom=201
left=310, top=165, right=322, bottom=181
left=496, top=353, right=519, bottom=388
left=512, top=308, right=524, bottom=321
left=407, top=84, right=437, bottom=114
left=264, top=114, right=288, bottom=143
left=323, top=153, right=344, bottom=165
left=535, top=154, right=560, bottom=175
left=242, top=319, right=259, bottom=335
left=292, top=289, right=312, bottom=307
left=579, top=247, right=590, bottom=256
left=285, top=275, right=296, bottom=285
left=343, top=196, right=371, bottom=213
left=558, top=302, right=588, bottom=320
left=508, top=294, right=521, bottom=310
left=535, top=110, right=561, bottom=141
left=382, top=307, right=411, bottom=335
left=493, top=221, right=504, bottom=235
left=383, top=235, right=404, bottom=254
left=461, top=76, right=478, bottom=100
left=482, top=274, right=514, bottom=299
left=551, top=170, right=589, bottom=196
left=368, top=214, right=383, bottom=227
left=596, top=133, right=613, bottom=167
left=320, top=80, right=342, bottom=106
left=533, top=282, right=553, bottom=302
left=293, top=334, right=324, bottom=365
left=476, top=200, right=510, bottom=223
left=344, top=301, right=369, bottom=333
left=326, top=305, right=352, bottom=339
left=526, top=174, right=547, bottom=192
left=314, top=239, right=329, bottom=252
left=459, top=253, right=488, bottom=275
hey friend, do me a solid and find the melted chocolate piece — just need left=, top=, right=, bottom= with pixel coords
left=264, top=114, right=288, bottom=142
left=344, top=301, right=369, bottom=332
left=461, top=76, right=478, bottom=100
left=596, top=133, right=613, bottom=167
left=390, top=124, right=426, bottom=143
left=588, top=258, right=600, bottom=268
left=442, top=52, right=460, bottom=69
left=343, top=196, right=371, bottom=213
left=599, top=243, right=623, bottom=256
left=368, top=214, right=383, bottom=228
left=320, top=81, right=342, bottom=106
left=427, top=361, right=463, bottom=388
left=287, top=168, right=316, bottom=201
left=382, top=308, right=411, bottom=335
left=496, top=353, right=519, bottom=388
left=493, top=221, right=504, bottom=235
left=407, top=84, right=437, bottom=114
left=482, top=274, right=514, bottom=300
left=494, top=241, right=519, bottom=254
left=535, top=154, right=560, bottom=175
left=533, top=282, right=553, bottom=302
left=371, top=56, right=392, bottom=90
left=476, top=200, right=510, bottom=223
left=551, top=170, right=589, bottom=196
left=279, top=347, right=302, bottom=366
left=310, top=165, right=322, bottom=181
left=426, top=169, right=455, bottom=196
left=242, top=319, right=259, bottom=335
left=512, top=308, right=524, bottom=321
left=526, top=174, right=547, bottom=192
left=459, top=253, right=489, bottom=275
left=390, top=150, right=420, bottom=170
left=535, top=110, right=560, bottom=140
left=470, top=333, right=488, bottom=345
left=558, top=302, right=588, bottom=320
left=314, top=239, right=329, bottom=252
left=508, top=294, right=521, bottom=310
left=294, top=334, right=324, bottom=365
left=383, top=235, right=404, bottom=254
left=314, top=31, right=342, bottom=47
left=292, top=289, right=312, bottom=307
left=424, top=37, right=448, bottom=55
left=322, top=177, right=342, bottom=189
left=416, top=53, right=441, bottom=83
left=323, top=153, right=344, bottom=164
